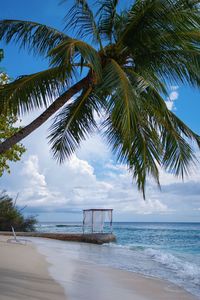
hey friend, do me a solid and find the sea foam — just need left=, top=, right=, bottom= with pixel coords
left=145, top=248, right=200, bottom=285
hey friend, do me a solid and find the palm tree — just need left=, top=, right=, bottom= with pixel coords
left=0, top=0, right=200, bottom=196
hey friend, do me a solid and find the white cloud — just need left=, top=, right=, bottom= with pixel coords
left=22, top=155, right=46, bottom=187
left=3, top=152, right=199, bottom=221
left=169, top=91, right=179, bottom=101
left=165, top=86, right=179, bottom=110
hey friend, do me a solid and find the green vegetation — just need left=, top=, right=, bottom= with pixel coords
left=0, top=1, right=200, bottom=196
left=0, top=191, right=37, bottom=232
left=0, top=59, right=26, bottom=177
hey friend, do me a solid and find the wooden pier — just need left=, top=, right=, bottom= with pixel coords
left=0, top=232, right=116, bottom=244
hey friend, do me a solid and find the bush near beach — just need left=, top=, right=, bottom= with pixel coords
left=0, top=191, right=37, bottom=231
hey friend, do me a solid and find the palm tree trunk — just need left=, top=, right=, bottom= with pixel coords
left=0, top=76, right=89, bottom=154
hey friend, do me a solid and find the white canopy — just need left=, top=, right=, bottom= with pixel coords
left=83, top=209, right=113, bottom=233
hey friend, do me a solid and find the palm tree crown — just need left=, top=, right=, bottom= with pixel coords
left=0, top=0, right=200, bottom=197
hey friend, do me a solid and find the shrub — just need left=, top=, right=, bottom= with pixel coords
left=0, top=191, right=37, bottom=231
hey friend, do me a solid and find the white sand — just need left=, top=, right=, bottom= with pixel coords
left=0, top=236, right=66, bottom=300
left=0, top=236, right=198, bottom=300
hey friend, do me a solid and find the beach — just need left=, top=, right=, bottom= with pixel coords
left=0, top=235, right=198, bottom=300
left=0, top=236, right=66, bottom=300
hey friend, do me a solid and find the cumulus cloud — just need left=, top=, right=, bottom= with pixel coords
left=1, top=149, right=200, bottom=222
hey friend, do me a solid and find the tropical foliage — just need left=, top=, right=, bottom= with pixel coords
left=0, top=0, right=200, bottom=196
left=0, top=191, right=37, bottom=232
left=0, top=60, right=26, bottom=176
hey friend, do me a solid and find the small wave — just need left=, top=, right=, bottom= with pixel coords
left=104, top=242, right=146, bottom=251
left=37, top=224, right=54, bottom=228
left=56, top=224, right=82, bottom=228
left=145, top=248, right=200, bottom=285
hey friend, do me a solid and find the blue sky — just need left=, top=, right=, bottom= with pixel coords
left=0, top=0, right=200, bottom=222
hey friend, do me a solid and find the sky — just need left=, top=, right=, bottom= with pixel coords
left=0, top=0, right=200, bottom=222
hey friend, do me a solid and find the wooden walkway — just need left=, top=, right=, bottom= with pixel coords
left=0, top=232, right=116, bottom=244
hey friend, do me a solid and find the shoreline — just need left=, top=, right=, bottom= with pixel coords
left=0, top=235, right=198, bottom=300
left=0, top=236, right=198, bottom=300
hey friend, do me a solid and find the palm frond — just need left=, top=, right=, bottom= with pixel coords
left=141, top=89, right=199, bottom=178
left=119, top=0, right=200, bottom=47
left=124, top=66, right=168, bottom=96
left=0, top=67, right=67, bottom=115
left=116, top=0, right=200, bottom=87
left=98, top=58, right=162, bottom=196
left=62, top=0, right=103, bottom=48
left=98, top=59, right=139, bottom=138
left=48, top=87, right=102, bottom=162
left=48, top=38, right=102, bottom=81
left=103, top=107, right=161, bottom=198
left=161, top=111, right=200, bottom=177
left=97, top=0, right=119, bottom=42
left=103, top=76, right=200, bottom=196
left=0, top=20, right=68, bottom=56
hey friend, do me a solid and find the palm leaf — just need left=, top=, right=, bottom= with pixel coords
left=117, top=0, right=200, bottom=87
left=98, top=59, right=162, bottom=196
left=119, top=0, right=200, bottom=48
left=97, top=0, right=119, bottom=42
left=124, top=66, right=168, bottom=96
left=141, top=89, right=200, bottom=178
left=0, top=20, right=68, bottom=56
left=48, top=87, right=102, bottom=162
left=103, top=71, right=200, bottom=196
left=103, top=105, right=161, bottom=198
left=98, top=59, right=139, bottom=139
left=49, top=38, right=102, bottom=81
left=161, top=110, right=200, bottom=177
left=0, top=67, right=67, bottom=115
left=62, top=0, right=103, bottom=48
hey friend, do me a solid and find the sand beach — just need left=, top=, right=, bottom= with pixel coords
left=0, top=235, right=198, bottom=300
left=0, top=236, right=66, bottom=300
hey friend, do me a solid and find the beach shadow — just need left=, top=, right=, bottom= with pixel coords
left=0, top=267, right=66, bottom=300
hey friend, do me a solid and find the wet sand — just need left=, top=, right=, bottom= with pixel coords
left=44, top=247, right=198, bottom=300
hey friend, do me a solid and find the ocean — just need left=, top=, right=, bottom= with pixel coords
left=35, top=222, right=200, bottom=298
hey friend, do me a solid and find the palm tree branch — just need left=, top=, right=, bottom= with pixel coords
left=62, top=0, right=103, bottom=49
left=48, top=87, right=102, bottom=162
left=0, top=19, right=69, bottom=56
left=99, top=58, right=140, bottom=137
left=141, top=89, right=200, bottom=177
left=0, top=66, right=67, bottom=115
left=97, top=0, right=119, bottom=42
left=48, top=38, right=102, bottom=82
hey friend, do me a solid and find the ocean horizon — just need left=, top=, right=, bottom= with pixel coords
left=35, top=221, right=200, bottom=298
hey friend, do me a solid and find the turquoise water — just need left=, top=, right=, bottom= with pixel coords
left=114, top=222, right=200, bottom=253
left=36, top=222, right=200, bottom=297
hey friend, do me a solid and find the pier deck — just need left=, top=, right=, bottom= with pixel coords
left=0, top=232, right=116, bottom=244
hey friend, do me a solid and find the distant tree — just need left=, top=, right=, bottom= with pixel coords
left=0, top=53, right=26, bottom=176
left=0, top=191, right=37, bottom=232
